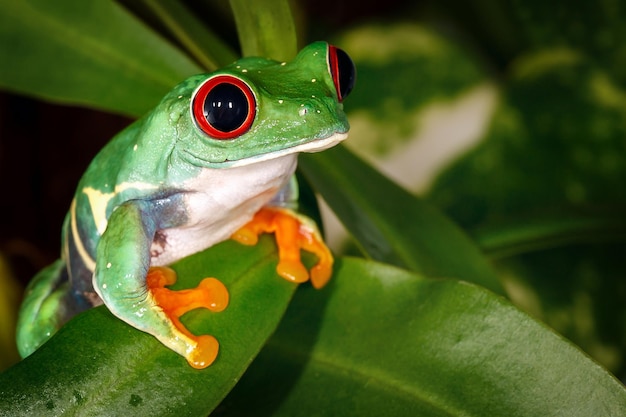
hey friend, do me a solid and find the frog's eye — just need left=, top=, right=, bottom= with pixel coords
left=192, top=75, right=256, bottom=140
left=328, top=45, right=356, bottom=102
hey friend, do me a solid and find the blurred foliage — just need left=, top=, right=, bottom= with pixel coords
left=424, top=2, right=626, bottom=377
left=0, top=254, right=21, bottom=370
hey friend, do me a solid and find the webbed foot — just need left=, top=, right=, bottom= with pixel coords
left=146, top=266, right=229, bottom=369
left=231, top=207, right=333, bottom=289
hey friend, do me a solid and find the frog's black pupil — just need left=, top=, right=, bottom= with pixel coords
left=335, top=48, right=356, bottom=99
left=203, top=83, right=248, bottom=132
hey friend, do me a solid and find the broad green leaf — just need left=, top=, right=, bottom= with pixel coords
left=492, top=243, right=626, bottom=378
left=299, top=146, right=504, bottom=294
left=0, top=237, right=297, bottom=416
left=229, top=0, right=297, bottom=60
left=0, top=0, right=201, bottom=117
left=220, top=257, right=626, bottom=416
left=128, top=0, right=238, bottom=70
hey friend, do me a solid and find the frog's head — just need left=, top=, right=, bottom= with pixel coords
left=166, top=41, right=355, bottom=168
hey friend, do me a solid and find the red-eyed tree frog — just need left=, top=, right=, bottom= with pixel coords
left=16, top=42, right=355, bottom=369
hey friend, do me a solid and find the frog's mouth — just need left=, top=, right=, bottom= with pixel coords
left=226, top=131, right=348, bottom=168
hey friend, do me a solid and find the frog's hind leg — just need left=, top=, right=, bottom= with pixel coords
left=16, top=260, right=72, bottom=357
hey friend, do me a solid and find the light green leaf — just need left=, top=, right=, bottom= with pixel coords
left=299, top=145, right=504, bottom=294
left=0, top=238, right=297, bottom=416
left=229, top=0, right=297, bottom=60
left=129, top=0, right=238, bottom=70
left=0, top=0, right=201, bottom=117
left=220, top=257, right=626, bottom=416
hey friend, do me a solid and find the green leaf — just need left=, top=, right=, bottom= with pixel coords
left=299, top=145, right=504, bottom=294
left=229, top=0, right=297, bottom=60
left=129, top=0, right=238, bottom=70
left=474, top=206, right=626, bottom=259
left=220, top=257, right=626, bottom=416
left=0, top=237, right=297, bottom=416
left=0, top=0, right=201, bottom=117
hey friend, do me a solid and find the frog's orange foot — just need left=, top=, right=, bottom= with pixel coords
left=232, top=207, right=333, bottom=289
left=146, top=266, right=229, bottom=369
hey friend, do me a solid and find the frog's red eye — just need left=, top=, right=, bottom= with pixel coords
left=328, top=45, right=356, bottom=102
left=192, top=75, right=256, bottom=140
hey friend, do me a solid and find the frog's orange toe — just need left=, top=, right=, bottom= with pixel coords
left=197, top=277, right=229, bottom=312
left=231, top=226, right=259, bottom=245
left=146, top=265, right=178, bottom=288
left=276, top=260, right=309, bottom=283
left=310, top=264, right=332, bottom=289
left=188, top=335, right=220, bottom=369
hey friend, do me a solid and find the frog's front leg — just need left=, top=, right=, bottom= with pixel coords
left=232, top=207, right=333, bottom=289
left=94, top=201, right=228, bottom=369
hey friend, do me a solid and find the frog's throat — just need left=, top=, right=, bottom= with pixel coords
left=226, top=131, right=348, bottom=168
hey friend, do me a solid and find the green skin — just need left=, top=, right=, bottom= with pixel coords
left=16, top=42, right=350, bottom=361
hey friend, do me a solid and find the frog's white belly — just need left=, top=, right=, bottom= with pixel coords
left=150, top=154, right=298, bottom=266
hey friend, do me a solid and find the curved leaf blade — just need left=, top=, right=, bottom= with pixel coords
left=0, top=0, right=202, bottom=117
left=132, top=0, right=238, bottom=70
left=474, top=205, right=626, bottom=259
left=221, top=257, right=626, bottom=416
left=299, top=145, right=504, bottom=294
left=229, top=0, right=297, bottom=60
left=0, top=238, right=296, bottom=416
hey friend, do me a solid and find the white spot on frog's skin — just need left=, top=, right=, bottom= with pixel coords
left=133, top=144, right=138, bottom=151
left=299, top=108, right=308, bottom=116
left=278, top=99, right=284, bottom=104
left=169, top=111, right=181, bottom=123
left=134, top=307, right=147, bottom=318
left=241, top=69, right=248, bottom=73
left=102, top=283, right=107, bottom=289
left=280, top=62, right=286, bottom=66
left=311, top=78, right=317, bottom=83
left=106, top=262, right=112, bottom=269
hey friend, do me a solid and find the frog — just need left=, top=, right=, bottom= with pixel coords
left=16, top=41, right=355, bottom=369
